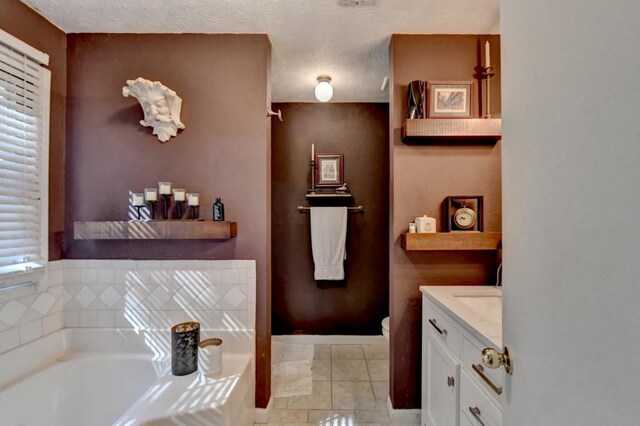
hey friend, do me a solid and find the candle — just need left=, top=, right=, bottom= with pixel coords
left=187, top=193, right=199, bottom=207
left=131, top=193, right=145, bottom=207
left=485, top=41, right=491, bottom=69
left=159, top=181, right=172, bottom=195
left=173, top=188, right=186, bottom=202
left=311, top=143, right=315, bottom=162
left=144, top=188, right=158, bottom=202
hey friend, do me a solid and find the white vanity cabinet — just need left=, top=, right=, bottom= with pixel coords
left=421, top=287, right=503, bottom=426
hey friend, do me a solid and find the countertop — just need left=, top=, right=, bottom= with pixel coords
left=420, top=285, right=502, bottom=348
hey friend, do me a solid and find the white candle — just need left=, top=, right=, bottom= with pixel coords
left=131, top=193, right=145, bottom=207
left=485, top=41, right=491, bottom=68
left=144, top=188, right=158, bottom=202
left=311, top=144, right=315, bottom=162
left=187, top=193, right=199, bottom=206
left=159, top=181, right=172, bottom=195
left=173, top=188, right=186, bottom=202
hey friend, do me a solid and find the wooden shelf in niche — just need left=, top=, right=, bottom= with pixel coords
left=306, top=193, right=353, bottom=199
left=401, top=232, right=502, bottom=251
left=401, top=119, right=501, bottom=144
left=74, top=221, right=237, bottom=240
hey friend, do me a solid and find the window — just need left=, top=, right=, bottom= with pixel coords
left=0, top=30, right=50, bottom=290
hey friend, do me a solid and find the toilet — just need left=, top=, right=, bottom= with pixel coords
left=382, top=316, right=390, bottom=342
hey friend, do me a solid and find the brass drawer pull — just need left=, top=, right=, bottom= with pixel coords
left=468, top=406, right=485, bottom=426
left=428, top=318, right=447, bottom=335
left=472, top=363, right=503, bottom=395
left=447, top=376, right=455, bottom=387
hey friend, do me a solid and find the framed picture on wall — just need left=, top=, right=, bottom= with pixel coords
left=427, top=81, right=476, bottom=118
left=315, top=154, right=344, bottom=187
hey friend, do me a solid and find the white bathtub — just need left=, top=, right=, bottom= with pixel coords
left=0, top=328, right=255, bottom=426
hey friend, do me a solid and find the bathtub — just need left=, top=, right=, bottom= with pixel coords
left=0, top=328, right=255, bottom=426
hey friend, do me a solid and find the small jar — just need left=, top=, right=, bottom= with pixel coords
left=409, top=223, right=416, bottom=233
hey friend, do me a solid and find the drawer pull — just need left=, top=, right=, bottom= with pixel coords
left=447, top=376, right=455, bottom=387
left=468, top=406, right=485, bottom=426
left=472, top=363, right=503, bottom=395
left=428, top=318, right=447, bottom=335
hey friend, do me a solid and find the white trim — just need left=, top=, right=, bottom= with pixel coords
left=386, top=396, right=421, bottom=425
left=272, top=334, right=386, bottom=345
left=39, top=66, right=51, bottom=265
left=254, top=396, right=273, bottom=424
left=0, top=28, right=49, bottom=65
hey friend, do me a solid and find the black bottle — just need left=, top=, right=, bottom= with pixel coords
left=213, top=198, right=225, bottom=221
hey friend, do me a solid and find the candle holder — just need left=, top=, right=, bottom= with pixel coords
left=186, top=193, right=200, bottom=220
left=310, top=159, right=316, bottom=190
left=173, top=188, right=186, bottom=219
left=189, top=205, right=199, bottom=220
left=131, top=192, right=145, bottom=220
left=162, top=194, right=172, bottom=220
left=144, top=188, right=159, bottom=220
left=147, top=201, right=158, bottom=220
left=481, top=66, right=496, bottom=119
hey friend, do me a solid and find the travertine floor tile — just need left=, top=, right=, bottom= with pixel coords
left=332, top=381, right=376, bottom=409
left=268, top=409, right=309, bottom=423
left=366, top=359, right=389, bottom=382
left=314, top=344, right=331, bottom=359
left=363, top=344, right=389, bottom=360
left=356, top=408, right=390, bottom=423
left=331, top=344, right=364, bottom=360
left=287, top=381, right=332, bottom=409
left=307, top=409, right=356, bottom=423
left=312, top=357, right=331, bottom=381
left=332, top=359, right=370, bottom=381
left=371, top=381, right=389, bottom=409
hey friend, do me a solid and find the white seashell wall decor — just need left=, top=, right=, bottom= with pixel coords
left=122, top=77, right=185, bottom=143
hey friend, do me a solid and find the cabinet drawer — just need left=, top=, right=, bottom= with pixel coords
left=462, top=337, right=504, bottom=404
left=460, top=369, right=502, bottom=426
left=423, top=300, right=463, bottom=358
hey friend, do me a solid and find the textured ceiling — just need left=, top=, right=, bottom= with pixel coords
left=22, top=0, right=500, bottom=102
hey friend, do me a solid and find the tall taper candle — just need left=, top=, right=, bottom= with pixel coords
left=485, top=41, right=491, bottom=68
left=311, top=143, right=315, bottom=162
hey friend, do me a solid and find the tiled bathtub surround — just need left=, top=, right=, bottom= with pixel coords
left=0, top=261, right=64, bottom=354
left=63, top=260, right=256, bottom=331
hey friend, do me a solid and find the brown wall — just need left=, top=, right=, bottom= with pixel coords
left=389, top=35, right=502, bottom=408
left=64, top=33, right=272, bottom=406
left=1, top=0, right=67, bottom=260
left=271, top=103, right=389, bottom=335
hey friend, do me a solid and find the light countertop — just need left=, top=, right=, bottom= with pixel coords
left=420, top=285, right=502, bottom=347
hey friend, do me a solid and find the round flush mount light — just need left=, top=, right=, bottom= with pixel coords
left=315, top=75, right=333, bottom=102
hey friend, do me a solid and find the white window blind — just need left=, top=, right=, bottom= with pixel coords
left=0, top=31, right=50, bottom=290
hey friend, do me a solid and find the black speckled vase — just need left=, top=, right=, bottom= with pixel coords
left=171, top=322, right=200, bottom=376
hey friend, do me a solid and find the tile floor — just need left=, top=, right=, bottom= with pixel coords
left=258, top=342, right=397, bottom=426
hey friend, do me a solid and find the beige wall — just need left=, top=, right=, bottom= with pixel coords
left=389, top=34, right=502, bottom=408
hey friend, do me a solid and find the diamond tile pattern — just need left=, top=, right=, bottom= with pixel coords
left=0, top=259, right=256, bottom=355
left=63, top=259, right=256, bottom=332
left=99, top=287, right=121, bottom=308
left=0, top=260, right=64, bottom=354
left=0, top=301, right=28, bottom=326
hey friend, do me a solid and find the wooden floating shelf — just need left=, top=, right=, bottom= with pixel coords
left=401, top=118, right=501, bottom=144
left=306, top=193, right=353, bottom=198
left=401, top=232, right=502, bottom=251
left=74, top=221, right=237, bottom=240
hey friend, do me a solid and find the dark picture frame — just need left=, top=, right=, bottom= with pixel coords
left=427, top=81, right=476, bottom=118
left=315, top=154, right=344, bottom=187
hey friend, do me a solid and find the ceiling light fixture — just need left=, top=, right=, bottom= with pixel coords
left=315, top=75, right=333, bottom=102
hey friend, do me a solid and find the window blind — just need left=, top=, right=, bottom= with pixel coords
left=0, top=35, right=50, bottom=289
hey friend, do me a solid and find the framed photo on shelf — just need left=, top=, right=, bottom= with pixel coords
left=315, top=154, right=344, bottom=187
left=427, top=81, right=476, bottom=118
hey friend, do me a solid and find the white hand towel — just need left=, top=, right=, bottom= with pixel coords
left=310, top=207, right=348, bottom=280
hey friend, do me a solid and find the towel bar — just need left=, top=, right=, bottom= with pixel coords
left=297, top=205, right=364, bottom=213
